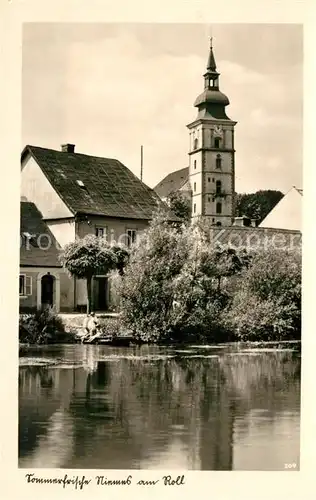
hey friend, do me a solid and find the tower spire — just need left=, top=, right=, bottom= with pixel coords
left=206, top=36, right=217, bottom=72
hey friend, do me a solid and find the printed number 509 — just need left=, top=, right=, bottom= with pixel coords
left=284, top=463, right=297, bottom=469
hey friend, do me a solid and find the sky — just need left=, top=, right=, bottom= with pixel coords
left=22, top=23, right=303, bottom=194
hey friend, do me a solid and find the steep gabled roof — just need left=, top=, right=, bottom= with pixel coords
left=154, top=167, right=190, bottom=199
left=22, top=145, right=179, bottom=221
left=20, top=201, right=62, bottom=267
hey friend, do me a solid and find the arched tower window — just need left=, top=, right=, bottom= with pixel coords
left=194, top=160, right=197, bottom=170
left=216, top=154, right=222, bottom=169
left=194, top=138, right=198, bottom=150
left=214, top=138, right=220, bottom=148
left=216, top=180, right=222, bottom=194
left=216, top=202, right=222, bottom=214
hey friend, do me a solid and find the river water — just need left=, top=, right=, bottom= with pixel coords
left=19, top=343, right=300, bottom=471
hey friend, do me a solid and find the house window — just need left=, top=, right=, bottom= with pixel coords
left=194, top=182, right=196, bottom=192
left=127, top=229, right=137, bottom=248
left=214, top=138, right=220, bottom=148
left=95, top=226, right=107, bottom=239
left=194, top=160, right=197, bottom=170
left=193, top=138, right=198, bottom=150
left=216, top=202, right=222, bottom=214
left=193, top=203, right=196, bottom=214
left=19, top=274, right=32, bottom=296
left=216, top=154, right=222, bottom=169
left=216, top=180, right=222, bottom=194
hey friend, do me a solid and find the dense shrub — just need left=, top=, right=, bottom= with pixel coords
left=19, top=307, right=75, bottom=344
left=224, top=249, right=301, bottom=340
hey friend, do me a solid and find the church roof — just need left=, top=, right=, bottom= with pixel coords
left=22, top=145, right=179, bottom=222
left=154, top=167, right=189, bottom=199
left=20, top=201, right=62, bottom=267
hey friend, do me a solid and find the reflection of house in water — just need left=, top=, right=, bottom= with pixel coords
left=19, top=364, right=76, bottom=468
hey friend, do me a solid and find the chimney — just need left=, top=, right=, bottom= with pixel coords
left=61, top=143, right=75, bottom=153
left=233, top=216, right=251, bottom=227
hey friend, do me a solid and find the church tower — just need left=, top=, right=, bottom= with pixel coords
left=187, top=40, right=237, bottom=225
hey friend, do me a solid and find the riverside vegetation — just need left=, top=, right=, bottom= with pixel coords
left=113, top=214, right=301, bottom=343
left=19, top=214, right=301, bottom=345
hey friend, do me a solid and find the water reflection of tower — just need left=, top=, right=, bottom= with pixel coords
left=198, top=360, right=234, bottom=471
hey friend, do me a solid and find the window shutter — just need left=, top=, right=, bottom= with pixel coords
left=19, top=275, right=25, bottom=295
left=25, top=276, right=32, bottom=296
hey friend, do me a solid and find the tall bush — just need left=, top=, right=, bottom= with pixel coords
left=224, top=248, right=301, bottom=339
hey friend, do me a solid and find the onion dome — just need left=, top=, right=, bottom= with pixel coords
left=193, top=39, right=231, bottom=120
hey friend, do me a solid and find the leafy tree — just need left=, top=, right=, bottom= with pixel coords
left=236, top=190, right=284, bottom=223
left=60, top=235, right=127, bottom=314
left=111, top=246, right=130, bottom=276
left=167, top=191, right=191, bottom=223
left=116, top=214, right=248, bottom=343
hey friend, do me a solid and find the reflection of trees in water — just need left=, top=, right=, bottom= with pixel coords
left=218, top=352, right=301, bottom=412
left=19, top=366, right=60, bottom=461
left=66, top=354, right=234, bottom=469
left=71, top=350, right=300, bottom=469
left=19, top=346, right=301, bottom=470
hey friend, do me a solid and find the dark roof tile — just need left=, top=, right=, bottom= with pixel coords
left=208, top=226, right=302, bottom=251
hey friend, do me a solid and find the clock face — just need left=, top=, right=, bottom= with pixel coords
left=214, top=125, right=223, bottom=137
